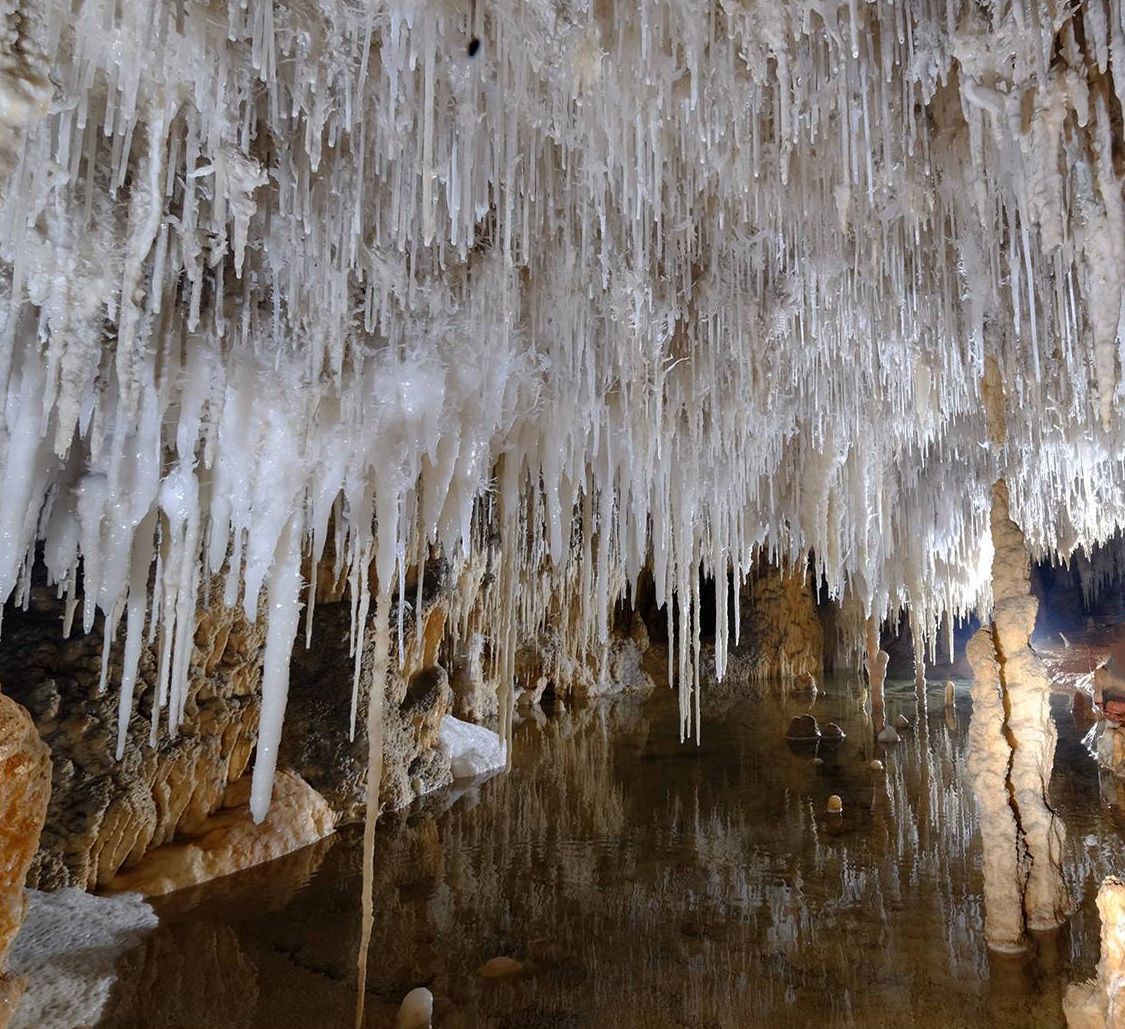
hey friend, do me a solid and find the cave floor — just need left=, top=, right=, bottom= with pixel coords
left=91, top=677, right=1121, bottom=1029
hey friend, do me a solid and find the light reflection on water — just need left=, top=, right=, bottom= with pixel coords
left=96, top=678, right=1125, bottom=1029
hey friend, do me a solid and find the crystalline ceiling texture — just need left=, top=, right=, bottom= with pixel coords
left=2, top=0, right=1125, bottom=813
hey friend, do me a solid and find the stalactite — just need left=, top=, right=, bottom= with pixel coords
left=0, top=0, right=1125, bottom=815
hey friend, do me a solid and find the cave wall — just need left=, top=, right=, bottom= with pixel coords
left=0, top=584, right=264, bottom=890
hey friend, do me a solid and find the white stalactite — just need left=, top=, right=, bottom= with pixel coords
left=0, top=0, right=1124, bottom=814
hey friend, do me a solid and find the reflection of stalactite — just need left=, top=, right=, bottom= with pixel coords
left=967, top=481, right=1068, bottom=951
left=866, top=617, right=888, bottom=735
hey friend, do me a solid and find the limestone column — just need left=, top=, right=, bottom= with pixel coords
left=989, top=480, right=1068, bottom=932
left=967, top=480, right=1069, bottom=952
left=966, top=626, right=1028, bottom=952
left=0, top=689, right=51, bottom=1028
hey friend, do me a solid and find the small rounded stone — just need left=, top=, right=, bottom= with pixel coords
left=479, top=956, right=524, bottom=979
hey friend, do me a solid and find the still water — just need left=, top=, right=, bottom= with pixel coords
left=95, top=678, right=1125, bottom=1029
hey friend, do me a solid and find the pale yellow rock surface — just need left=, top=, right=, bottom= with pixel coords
left=103, top=770, right=336, bottom=897
left=478, top=956, right=524, bottom=979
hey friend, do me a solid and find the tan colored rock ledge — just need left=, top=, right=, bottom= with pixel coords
left=103, top=770, right=336, bottom=897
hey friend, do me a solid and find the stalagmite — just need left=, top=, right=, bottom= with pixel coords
left=866, top=618, right=889, bottom=736
left=1064, top=877, right=1125, bottom=1029
left=989, top=481, right=1068, bottom=932
left=967, top=481, right=1069, bottom=951
left=966, top=627, right=1029, bottom=953
left=395, top=987, right=434, bottom=1029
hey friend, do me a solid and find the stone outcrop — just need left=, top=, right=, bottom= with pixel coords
left=0, top=690, right=51, bottom=1028
left=967, top=481, right=1068, bottom=951
left=513, top=614, right=655, bottom=704
left=0, top=587, right=264, bottom=890
left=281, top=587, right=454, bottom=824
left=449, top=633, right=496, bottom=722
left=104, top=770, right=335, bottom=897
left=1064, top=877, right=1125, bottom=1029
left=733, top=562, right=824, bottom=683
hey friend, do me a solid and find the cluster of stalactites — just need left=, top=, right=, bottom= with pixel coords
left=2, top=0, right=1125, bottom=810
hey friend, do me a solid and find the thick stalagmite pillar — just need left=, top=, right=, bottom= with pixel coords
left=967, top=480, right=1069, bottom=952
left=989, top=481, right=1068, bottom=931
left=0, top=690, right=51, bottom=1028
left=966, top=627, right=1029, bottom=952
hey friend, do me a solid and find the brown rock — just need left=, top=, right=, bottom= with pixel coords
left=281, top=576, right=455, bottom=823
left=785, top=714, right=820, bottom=742
left=514, top=614, right=656, bottom=703
left=0, top=582, right=263, bottom=889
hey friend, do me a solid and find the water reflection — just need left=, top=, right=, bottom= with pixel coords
left=95, top=679, right=1125, bottom=1028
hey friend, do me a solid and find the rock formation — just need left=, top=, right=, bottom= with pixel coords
left=966, top=627, right=1029, bottom=952
left=0, top=587, right=264, bottom=889
left=967, top=481, right=1068, bottom=951
left=736, top=564, right=825, bottom=684
left=990, top=481, right=1068, bottom=932
left=0, top=690, right=50, bottom=1028
left=281, top=587, right=455, bottom=824
left=865, top=616, right=890, bottom=736
left=514, top=615, right=656, bottom=705
left=1064, top=877, right=1125, bottom=1029
left=103, top=769, right=335, bottom=896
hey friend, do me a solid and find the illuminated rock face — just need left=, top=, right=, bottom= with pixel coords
left=0, top=690, right=50, bottom=1026
left=3, top=0, right=1125, bottom=812
left=968, top=482, right=1068, bottom=952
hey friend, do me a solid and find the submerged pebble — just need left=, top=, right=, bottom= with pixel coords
left=479, top=956, right=524, bottom=979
